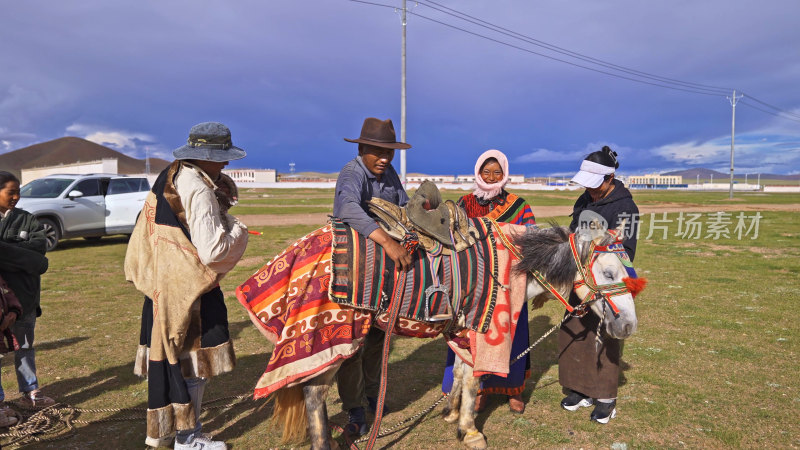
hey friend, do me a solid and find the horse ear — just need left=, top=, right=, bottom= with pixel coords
left=608, top=219, right=627, bottom=243
left=575, top=210, right=607, bottom=243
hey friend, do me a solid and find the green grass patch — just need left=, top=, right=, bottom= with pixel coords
left=9, top=190, right=799, bottom=449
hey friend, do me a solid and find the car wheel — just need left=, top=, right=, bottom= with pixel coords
left=38, top=218, right=61, bottom=251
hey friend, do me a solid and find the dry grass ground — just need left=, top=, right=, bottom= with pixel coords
left=4, top=190, right=799, bottom=449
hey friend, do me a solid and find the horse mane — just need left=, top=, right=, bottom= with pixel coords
left=512, top=222, right=585, bottom=287
left=513, top=222, right=621, bottom=287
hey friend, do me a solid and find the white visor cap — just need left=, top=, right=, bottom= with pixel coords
left=570, top=160, right=615, bottom=188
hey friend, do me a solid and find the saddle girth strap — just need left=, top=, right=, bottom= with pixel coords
left=365, top=269, right=407, bottom=450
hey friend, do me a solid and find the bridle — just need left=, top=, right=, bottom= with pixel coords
left=493, top=220, right=633, bottom=318
left=568, top=231, right=632, bottom=317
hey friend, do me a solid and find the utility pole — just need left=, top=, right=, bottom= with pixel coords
left=145, top=147, right=150, bottom=175
left=399, top=0, right=408, bottom=185
left=727, top=90, right=743, bottom=199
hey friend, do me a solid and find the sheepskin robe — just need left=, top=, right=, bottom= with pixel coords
left=125, top=161, right=243, bottom=446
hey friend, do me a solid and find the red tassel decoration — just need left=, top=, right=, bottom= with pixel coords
left=622, top=277, right=648, bottom=298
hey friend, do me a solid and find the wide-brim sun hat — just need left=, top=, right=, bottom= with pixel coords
left=173, top=122, right=247, bottom=162
left=344, top=117, right=411, bottom=149
left=571, top=159, right=615, bottom=188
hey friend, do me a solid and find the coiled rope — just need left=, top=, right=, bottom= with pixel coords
left=0, top=394, right=252, bottom=449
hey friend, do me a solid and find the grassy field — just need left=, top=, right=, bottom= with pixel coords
left=4, top=190, right=799, bottom=449
left=233, top=188, right=800, bottom=215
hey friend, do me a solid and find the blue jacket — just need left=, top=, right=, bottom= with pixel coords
left=332, top=156, right=408, bottom=237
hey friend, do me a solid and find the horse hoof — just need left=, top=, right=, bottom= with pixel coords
left=461, top=430, right=487, bottom=450
left=443, top=407, right=459, bottom=423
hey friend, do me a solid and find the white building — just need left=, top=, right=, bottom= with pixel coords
left=628, top=173, right=683, bottom=185
left=455, top=175, right=474, bottom=183
left=454, top=174, right=525, bottom=183
left=406, top=174, right=456, bottom=183
left=223, top=168, right=277, bottom=183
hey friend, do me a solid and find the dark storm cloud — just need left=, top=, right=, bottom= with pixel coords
left=1, top=0, right=798, bottom=175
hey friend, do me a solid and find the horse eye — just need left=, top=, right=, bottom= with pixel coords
left=603, top=269, right=615, bottom=279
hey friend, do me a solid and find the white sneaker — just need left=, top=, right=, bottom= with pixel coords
left=174, top=433, right=227, bottom=450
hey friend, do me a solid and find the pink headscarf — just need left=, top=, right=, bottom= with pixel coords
left=473, top=149, right=509, bottom=200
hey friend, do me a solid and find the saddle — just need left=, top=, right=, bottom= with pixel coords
left=368, top=181, right=477, bottom=254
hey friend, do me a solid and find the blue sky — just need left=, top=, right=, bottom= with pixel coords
left=1, top=1, right=799, bottom=177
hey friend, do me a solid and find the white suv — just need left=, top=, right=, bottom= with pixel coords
left=16, top=174, right=150, bottom=250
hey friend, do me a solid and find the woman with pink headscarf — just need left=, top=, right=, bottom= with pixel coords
left=441, top=149, right=536, bottom=414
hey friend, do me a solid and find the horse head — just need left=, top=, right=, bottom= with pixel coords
left=572, top=216, right=640, bottom=339
left=513, top=215, right=644, bottom=340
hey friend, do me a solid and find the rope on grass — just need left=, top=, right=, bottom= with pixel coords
left=330, top=392, right=450, bottom=449
left=0, top=394, right=254, bottom=449
left=353, top=393, right=449, bottom=445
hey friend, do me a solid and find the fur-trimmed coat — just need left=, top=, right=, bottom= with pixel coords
left=125, top=161, right=247, bottom=446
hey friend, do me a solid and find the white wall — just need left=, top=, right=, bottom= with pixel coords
left=687, top=183, right=761, bottom=191
left=223, top=168, right=277, bottom=183
left=764, top=185, right=800, bottom=193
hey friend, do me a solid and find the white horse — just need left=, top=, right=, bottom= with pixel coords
left=442, top=220, right=642, bottom=449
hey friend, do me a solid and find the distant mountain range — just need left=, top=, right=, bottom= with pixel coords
left=663, top=168, right=800, bottom=181
left=0, top=137, right=170, bottom=178
left=3, top=138, right=797, bottom=182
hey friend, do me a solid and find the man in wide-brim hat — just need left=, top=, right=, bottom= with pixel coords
left=335, top=117, right=412, bottom=269
left=125, top=121, right=249, bottom=450
left=333, top=117, right=412, bottom=436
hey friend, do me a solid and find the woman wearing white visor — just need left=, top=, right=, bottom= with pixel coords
left=558, top=145, right=640, bottom=424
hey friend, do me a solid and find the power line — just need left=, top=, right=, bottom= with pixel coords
left=346, top=0, right=396, bottom=9
left=739, top=101, right=800, bottom=124
left=345, top=0, right=800, bottom=123
left=417, top=0, right=732, bottom=95
left=739, top=93, right=800, bottom=121
left=345, top=0, right=726, bottom=96
left=408, top=10, right=727, bottom=97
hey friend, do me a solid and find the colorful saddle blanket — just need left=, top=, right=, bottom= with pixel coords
left=329, top=218, right=499, bottom=333
left=236, top=219, right=529, bottom=398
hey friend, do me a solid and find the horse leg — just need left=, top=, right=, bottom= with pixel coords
left=443, top=356, right=464, bottom=423
left=303, top=369, right=340, bottom=450
left=456, top=362, right=487, bottom=450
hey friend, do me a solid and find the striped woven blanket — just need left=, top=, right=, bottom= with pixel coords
left=236, top=220, right=528, bottom=397
left=330, top=218, right=499, bottom=333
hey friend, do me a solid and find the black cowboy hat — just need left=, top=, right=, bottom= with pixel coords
left=344, top=118, right=411, bottom=150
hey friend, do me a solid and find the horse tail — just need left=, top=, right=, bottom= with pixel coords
left=271, top=385, right=307, bottom=444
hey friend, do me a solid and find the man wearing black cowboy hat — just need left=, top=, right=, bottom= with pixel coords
left=125, top=122, right=249, bottom=449
left=333, top=117, right=412, bottom=435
